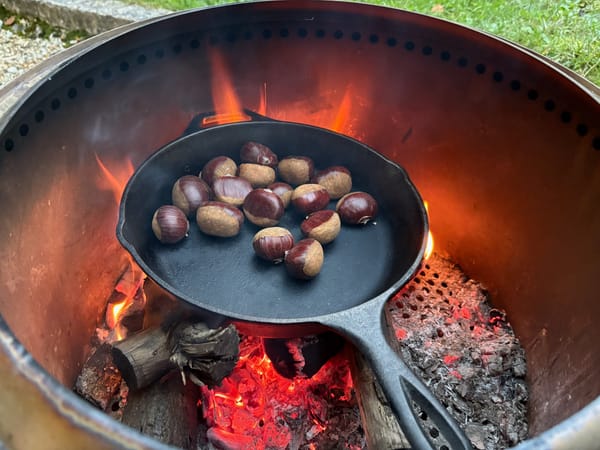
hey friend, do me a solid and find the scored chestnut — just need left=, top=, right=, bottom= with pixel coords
left=243, top=188, right=285, bottom=227
left=152, top=205, right=189, bottom=244
left=171, top=175, right=211, bottom=217
left=278, top=156, right=315, bottom=186
left=300, top=210, right=341, bottom=244
left=268, top=182, right=293, bottom=209
left=285, top=238, right=324, bottom=280
left=212, top=176, right=253, bottom=206
left=312, top=166, right=352, bottom=200
left=291, top=184, right=330, bottom=215
left=238, top=163, right=276, bottom=188
left=196, top=201, right=244, bottom=237
left=240, top=141, right=278, bottom=167
left=200, top=156, right=237, bottom=186
left=252, top=227, right=294, bottom=263
left=336, top=191, right=379, bottom=225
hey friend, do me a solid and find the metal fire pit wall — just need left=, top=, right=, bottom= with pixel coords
left=0, top=1, right=599, bottom=449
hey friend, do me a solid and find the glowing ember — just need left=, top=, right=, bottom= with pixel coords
left=201, top=336, right=363, bottom=450
left=423, top=200, right=434, bottom=260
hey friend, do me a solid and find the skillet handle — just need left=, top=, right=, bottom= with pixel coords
left=323, top=298, right=472, bottom=450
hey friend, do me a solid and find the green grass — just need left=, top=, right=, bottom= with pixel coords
left=126, top=0, right=600, bottom=85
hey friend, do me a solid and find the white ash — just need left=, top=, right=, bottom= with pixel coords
left=388, top=253, right=528, bottom=449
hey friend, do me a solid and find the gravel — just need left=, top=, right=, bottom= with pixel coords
left=0, top=27, right=65, bottom=88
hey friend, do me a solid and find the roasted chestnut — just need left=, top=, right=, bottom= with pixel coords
left=200, top=156, right=237, bottom=186
left=284, top=239, right=324, bottom=280
left=240, top=141, right=278, bottom=167
left=291, top=184, right=330, bottom=215
left=152, top=205, right=189, bottom=244
left=171, top=175, right=211, bottom=216
left=278, top=156, right=314, bottom=186
left=238, top=163, right=276, bottom=188
left=212, top=176, right=253, bottom=206
left=252, top=227, right=294, bottom=262
left=268, top=182, right=293, bottom=209
left=300, top=210, right=341, bottom=244
left=196, top=201, right=244, bottom=237
left=243, top=188, right=285, bottom=227
left=312, top=166, right=352, bottom=200
left=336, top=192, right=378, bottom=225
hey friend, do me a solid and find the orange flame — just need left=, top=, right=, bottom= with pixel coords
left=205, top=48, right=251, bottom=126
left=330, top=85, right=353, bottom=133
left=423, top=201, right=434, bottom=260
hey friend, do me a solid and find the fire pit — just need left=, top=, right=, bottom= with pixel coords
left=0, top=1, right=599, bottom=449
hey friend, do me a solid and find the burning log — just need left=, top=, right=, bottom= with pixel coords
left=122, top=372, right=199, bottom=450
left=112, top=320, right=240, bottom=391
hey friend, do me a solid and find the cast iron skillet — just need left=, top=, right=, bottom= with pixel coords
left=117, top=120, right=472, bottom=450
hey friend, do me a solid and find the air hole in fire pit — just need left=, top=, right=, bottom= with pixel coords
left=172, top=44, right=182, bottom=54
left=334, top=30, right=343, bottom=39
left=315, top=29, right=325, bottom=38
left=243, top=31, right=253, bottom=40
left=189, top=39, right=199, bottom=49
left=493, top=71, right=504, bottom=82
left=387, top=37, right=397, bottom=47
left=369, top=34, right=379, bottom=43
left=84, top=77, right=94, bottom=88
left=34, top=110, right=44, bottom=122
left=510, top=80, right=521, bottom=90
left=422, top=45, right=433, bottom=55
left=4, top=139, right=14, bottom=151
left=457, top=56, right=468, bottom=67
left=576, top=124, right=588, bottom=136
left=155, top=48, right=164, bottom=59
left=440, top=50, right=451, bottom=61
left=593, top=137, right=600, bottom=150
left=351, top=31, right=361, bottom=41
left=226, top=32, right=236, bottom=43
left=50, top=98, right=61, bottom=110
left=67, top=87, right=77, bottom=99
left=560, top=111, right=572, bottom=123
left=119, top=62, right=129, bottom=72
left=101, top=69, right=112, bottom=80
left=528, top=89, right=539, bottom=100
left=475, top=63, right=486, bottom=74
left=279, top=28, right=289, bottom=38
left=208, top=35, right=219, bottom=45
left=544, top=99, right=556, bottom=111
left=19, top=124, right=29, bottom=136
left=262, top=29, right=273, bottom=39
left=404, top=40, right=415, bottom=51
left=298, top=28, right=308, bottom=38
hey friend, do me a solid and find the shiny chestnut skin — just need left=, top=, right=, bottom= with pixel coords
left=238, top=163, right=276, bottom=188
left=243, top=188, right=285, bottom=227
left=196, top=201, right=244, bottom=237
left=284, top=239, right=324, bottom=280
left=278, top=156, right=315, bottom=186
left=152, top=205, right=189, bottom=244
left=291, top=184, right=330, bottom=215
left=336, top=192, right=378, bottom=225
left=252, top=227, right=294, bottom=262
left=268, top=182, right=293, bottom=208
left=200, top=156, right=237, bottom=186
left=300, top=210, right=341, bottom=244
left=240, top=141, right=278, bottom=167
left=312, top=166, right=352, bottom=200
left=212, top=176, right=253, bottom=206
left=171, top=175, right=211, bottom=217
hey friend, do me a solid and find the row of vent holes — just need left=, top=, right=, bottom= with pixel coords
left=417, top=410, right=450, bottom=450
left=3, top=27, right=600, bottom=151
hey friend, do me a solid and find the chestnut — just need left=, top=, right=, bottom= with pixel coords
left=152, top=205, right=189, bottom=244
left=171, top=175, right=211, bottom=217
left=284, top=239, right=324, bottom=280
left=312, top=166, right=352, bottom=200
left=252, top=227, right=294, bottom=263
left=238, top=163, right=276, bottom=188
left=200, top=156, right=237, bottom=186
left=243, top=188, right=285, bottom=227
left=291, top=184, right=330, bottom=215
left=268, top=182, right=293, bottom=209
left=336, top=192, right=379, bottom=225
left=278, top=156, right=314, bottom=186
left=196, top=201, right=244, bottom=237
left=212, top=176, right=253, bottom=206
left=300, top=210, right=341, bottom=244
left=240, top=141, right=278, bottom=167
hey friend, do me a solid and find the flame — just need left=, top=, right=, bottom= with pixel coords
left=205, top=48, right=251, bottom=126
left=96, top=155, right=146, bottom=341
left=423, top=201, right=434, bottom=260
left=330, top=85, right=353, bottom=133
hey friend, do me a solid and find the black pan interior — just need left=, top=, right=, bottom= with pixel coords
left=118, top=121, right=427, bottom=322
